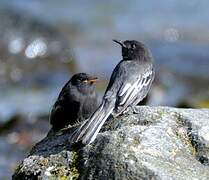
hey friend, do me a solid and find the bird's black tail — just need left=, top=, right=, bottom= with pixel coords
left=69, top=101, right=114, bottom=145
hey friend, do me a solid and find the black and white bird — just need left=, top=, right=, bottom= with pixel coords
left=50, top=73, right=98, bottom=132
left=70, top=40, right=155, bottom=144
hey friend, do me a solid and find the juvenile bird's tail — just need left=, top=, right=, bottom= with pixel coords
left=69, top=101, right=114, bottom=145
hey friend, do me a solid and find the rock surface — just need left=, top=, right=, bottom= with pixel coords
left=13, top=106, right=209, bottom=180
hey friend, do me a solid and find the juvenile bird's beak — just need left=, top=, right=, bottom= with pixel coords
left=87, top=76, right=98, bottom=84
left=113, top=39, right=125, bottom=47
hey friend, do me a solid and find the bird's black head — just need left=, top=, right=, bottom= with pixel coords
left=71, top=73, right=97, bottom=93
left=113, top=40, right=147, bottom=60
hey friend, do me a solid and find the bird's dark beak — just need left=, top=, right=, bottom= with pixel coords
left=113, top=39, right=125, bottom=47
left=87, top=76, right=98, bottom=84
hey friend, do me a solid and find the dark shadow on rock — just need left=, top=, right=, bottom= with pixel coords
left=30, top=126, right=79, bottom=157
left=174, top=112, right=209, bottom=166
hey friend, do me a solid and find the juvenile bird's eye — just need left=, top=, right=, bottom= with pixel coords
left=77, top=78, right=83, bottom=82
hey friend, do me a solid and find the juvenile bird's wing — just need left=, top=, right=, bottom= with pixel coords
left=50, top=91, right=67, bottom=126
left=50, top=86, right=80, bottom=131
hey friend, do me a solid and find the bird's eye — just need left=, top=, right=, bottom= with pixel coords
left=79, top=78, right=88, bottom=83
left=131, top=44, right=136, bottom=49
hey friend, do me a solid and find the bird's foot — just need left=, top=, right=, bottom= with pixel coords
left=122, top=106, right=135, bottom=115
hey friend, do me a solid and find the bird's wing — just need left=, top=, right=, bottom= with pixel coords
left=50, top=91, right=80, bottom=127
left=115, top=68, right=154, bottom=114
left=132, top=68, right=155, bottom=106
left=49, top=96, right=64, bottom=124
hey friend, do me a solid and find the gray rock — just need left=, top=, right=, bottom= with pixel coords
left=12, top=106, right=209, bottom=180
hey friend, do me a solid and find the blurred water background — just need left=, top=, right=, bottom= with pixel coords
left=0, top=0, right=209, bottom=178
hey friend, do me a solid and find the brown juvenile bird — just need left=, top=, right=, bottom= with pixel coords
left=50, top=73, right=98, bottom=132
